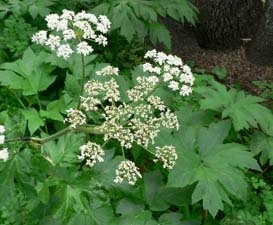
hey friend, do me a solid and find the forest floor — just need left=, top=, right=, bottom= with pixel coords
left=167, top=21, right=273, bottom=97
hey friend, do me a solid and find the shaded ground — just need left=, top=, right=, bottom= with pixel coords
left=166, top=20, right=273, bottom=96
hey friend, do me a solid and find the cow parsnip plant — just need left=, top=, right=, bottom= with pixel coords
left=0, top=6, right=270, bottom=225
left=0, top=10, right=198, bottom=223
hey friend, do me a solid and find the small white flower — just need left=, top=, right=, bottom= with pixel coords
left=80, top=96, right=100, bottom=111
left=64, top=108, right=86, bottom=128
left=45, top=14, right=60, bottom=30
left=170, top=67, right=180, bottom=76
left=114, top=160, right=142, bottom=185
left=167, top=55, right=182, bottom=66
left=180, top=74, right=195, bottom=86
left=0, top=148, right=8, bottom=162
left=63, top=29, right=76, bottom=41
left=0, top=125, right=5, bottom=134
left=77, top=41, right=93, bottom=56
left=182, top=65, right=192, bottom=74
left=0, top=135, right=5, bottom=144
left=144, top=49, right=157, bottom=59
left=161, top=109, right=180, bottom=130
left=154, top=145, right=178, bottom=169
left=56, top=19, right=68, bottom=31
left=45, top=34, right=61, bottom=50
left=155, top=52, right=167, bottom=65
left=168, top=81, right=179, bottom=91
left=57, top=44, right=73, bottom=60
left=179, top=85, right=193, bottom=96
left=61, top=9, right=75, bottom=20
left=147, top=96, right=166, bottom=111
left=32, top=30, right=47, bottom=45
left=96, top=65, right=119, bottom=76
left=78, top=141, right=104, bottom=167
left=163, top=73, right=173, bottom=82
left=97, top=15, right=111, bottom=34
left=95, top=35, right=108, bottom=46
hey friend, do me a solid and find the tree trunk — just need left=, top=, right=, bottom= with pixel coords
left=246, top=0, right=273, bottom=65
left=192, top=0, right=263, bottom=49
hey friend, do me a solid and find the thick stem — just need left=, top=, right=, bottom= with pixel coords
left=8, top=125, right=103, bottom=145
left=77, top=54, right=86, bottom=109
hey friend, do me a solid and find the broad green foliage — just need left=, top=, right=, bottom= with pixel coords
left=196, top=80, right=273, bottom=136
left=0, top=48, right=56, bottom=95
left=91, top=0, right=197, bottom=49
left=167, top=120, right=260, bottom=217
left=0, top=1, right=272, bottom=224
left=0, top=0, right=55, bottom=19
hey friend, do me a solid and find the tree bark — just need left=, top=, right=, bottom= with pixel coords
left=192, top=0, right=263, bottom=49
left=246, top=0, right=273, bottom=65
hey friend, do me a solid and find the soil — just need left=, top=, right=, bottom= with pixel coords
left=166, top=20, right=273, bottom=97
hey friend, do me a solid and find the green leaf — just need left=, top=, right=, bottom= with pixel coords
left=114, top=209, right=157, bottom=225
left=54, top=184, right=87, bottom=221
left=89, top=200, right=115, bottom=225
left=0, top=48, right=56, bottom=96
left=176, top=105, right=215, bottom=128
left=40, top=98, right=65, bottom=122
left=167, top=121, right=261, bottom=217
left=116, top=198, right=144, bottom=215
left=198, top=120, right=231, bottom=154
left=158, top=212, right=184, bottom=225
left=42, top=133, right=84, bottom=166
left=159, top=0, right=198, bottom=24
left=143, top=170, right=169, bottom=211
left=28, top=0, right=54, bottom=18
left=250, top=132, right=273, bottom=165
left=196, top=80, right=273, bottom=135
left=211, top=66, right=227, bottom=79
left=149, top=23, right=171, bottom=50
left=35, top=181, right=50, bottom=204
left=21, top=108, right=44, bottom=135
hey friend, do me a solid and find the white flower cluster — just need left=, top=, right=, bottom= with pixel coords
left=63, top=64, right=180, bottom=184
left=80, top=78, right=120, bottom=112
left=127, top=76, right=159, bottom=102
left=101, top=98, right=179, bottom=149
left=154, top=145, right=178, bottom=169
left=32, top=9, right=111, bottom=59
left=0, top=125, right=8, bottom=162
left=96, top=65, right=119, bottom=76
left=143, top=49, right=194, bottom=96
left=78, top=141, right=104, bottom=167
left=64, top=108, right=87, bottom=128
left=114, top=160, right=142, bottom=185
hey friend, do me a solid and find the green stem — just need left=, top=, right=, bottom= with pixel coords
left=8, top=125, right=103, bottom=145
left=121, top=147, right=125, bottom=159
left=36, top=94, right=49, bottom=134
left=8, top=88, right=26, bottom=109
left=78, top=54, right=86, bottom=109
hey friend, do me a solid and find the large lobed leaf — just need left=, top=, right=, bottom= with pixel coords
left=196, top=80, right=273, bottom=136
left=167, top=120, right=260, bottom=217
left=0, top=47, right=56, bottom=96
